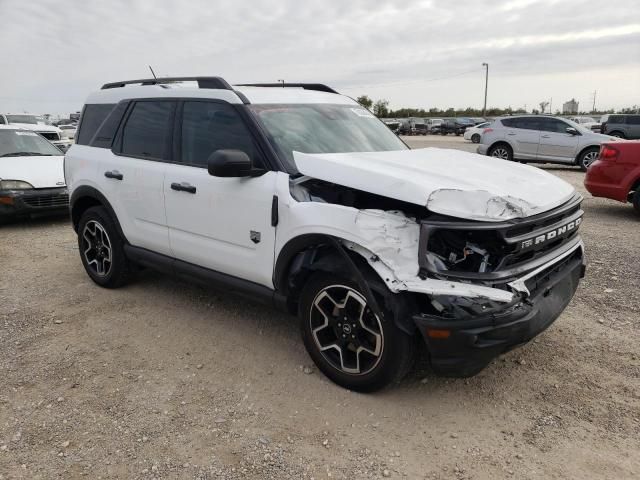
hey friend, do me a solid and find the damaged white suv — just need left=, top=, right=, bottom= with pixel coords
left=65, top=77, right=586, bottom=392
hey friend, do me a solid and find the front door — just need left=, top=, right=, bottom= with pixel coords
left=536, top=117, right=580, bottom=162
left=501, top=117, right=540, bottom=159
left=164, top=100, right=278, bottom=288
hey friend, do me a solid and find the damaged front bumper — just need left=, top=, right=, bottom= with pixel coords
left=412, top=241, right=585, bottom=377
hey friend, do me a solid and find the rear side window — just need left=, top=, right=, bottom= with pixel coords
left=609, top=115, right=623, bottom=124
left=627, top=115, right=640, bottom=125
left=180, top=101, right=261, bottom=167
left=120, top=101, right=174, bottom=160
left=77, top=104, right=116, bottom=145
left=538, top=118, right=569, bottom=133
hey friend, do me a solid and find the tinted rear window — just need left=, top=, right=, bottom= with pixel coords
left=120, top=101, right=174, bottom=160
left=77, top=104, right=116, bottom=145
left=627, top=115, right=640, bottom=125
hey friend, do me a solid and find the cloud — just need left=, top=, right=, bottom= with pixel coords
left=0, top=0, right=638, bottom=114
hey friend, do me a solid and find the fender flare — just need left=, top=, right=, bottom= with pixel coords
left=69, top=186, right=126, bottom=241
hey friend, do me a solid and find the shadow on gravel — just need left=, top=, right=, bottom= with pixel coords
left=0, top=212, right=70, bottom=228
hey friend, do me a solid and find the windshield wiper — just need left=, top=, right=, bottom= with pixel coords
left=0, top=152, right=53, bottom=157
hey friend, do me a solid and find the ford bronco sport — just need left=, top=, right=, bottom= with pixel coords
left=65, top=77, right=586, bottom=392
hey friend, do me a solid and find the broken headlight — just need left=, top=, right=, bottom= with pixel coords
left=420, top=225, right=507, bottom=275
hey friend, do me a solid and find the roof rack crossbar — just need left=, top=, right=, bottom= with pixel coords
left=235, top=83, right=338, bottom=94
left=101, top=76, right=233, bottom=90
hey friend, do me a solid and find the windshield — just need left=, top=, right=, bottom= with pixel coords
left=577, top=117, right=596, bottom=123
left=0, top=130, right=62, bottom=157
left=563, top=118, right=591, bottom=133
left=6, top=115, right=40, bottom=125
left=249, top=104, right=407, bottom=166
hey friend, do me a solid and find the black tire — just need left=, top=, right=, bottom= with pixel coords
left=577, top=146, right=599, bottom=172
left=488, top=143, right=513, bottom=161
left=609, top=131, right=625, bottom=139
left=633, top=190, right=640, bottom=216
left=471, top=133, right=481, bottom=143
left=77, top=206, right=131, bottom=288
left=298, top=272, right=415, bottom=392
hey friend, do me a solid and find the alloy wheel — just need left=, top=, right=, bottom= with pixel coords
left=309, top=285, right=384, bottom=375
left=491, top=147, right=510, bottom=160
left=582, top=150, right=598, bottom=169
left=82, top=220, right=113, bottom=277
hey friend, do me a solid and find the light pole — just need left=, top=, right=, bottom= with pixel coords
left=482, top=63, right=489, bottom=117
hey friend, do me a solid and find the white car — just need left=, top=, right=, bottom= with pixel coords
left=65, top=77, right=586, bottom=392
left=568, top=116, right=600, bottom=132
left=0, top=114, right=73, bottom=152
left=463, top=121, right=491, bottom=143
left=477, top=115, right=619, bottom=170
left=0, top=126, right=68, bottom=221
left=58, top=124, right=78, bottom=140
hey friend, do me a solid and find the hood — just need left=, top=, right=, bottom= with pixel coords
left=0, top=155, right=65, bottom=188
left=293, top=148, right=576, bottom=222
left=11, top=123, right=61, bottom=133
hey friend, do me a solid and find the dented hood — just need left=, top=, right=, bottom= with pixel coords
left=293, top=148, right=576, bottom=221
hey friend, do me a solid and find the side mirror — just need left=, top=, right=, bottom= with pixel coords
left=207, top=149, right=254, bottom=177
left=566, top=127, right=580, bottom=136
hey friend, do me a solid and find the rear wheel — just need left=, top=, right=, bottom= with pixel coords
left=471, top=133, right=481, bottom=143
left=578, top=147, right=599, bottom=171
left=609, top=131, right=625, bottom=139
left=299, top=272, right=415, bottom=392
left=488, top=143, right=513, bottom=161
left=78, top=206, right=131, bottom=288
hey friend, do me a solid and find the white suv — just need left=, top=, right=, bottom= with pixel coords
left=65, top=77, right=586, bottom=391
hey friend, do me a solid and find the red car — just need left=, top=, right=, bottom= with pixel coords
left=585, top=141, right=640, bottom=215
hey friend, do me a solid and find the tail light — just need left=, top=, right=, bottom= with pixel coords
left=599, top=144, right=619, bottom=162
left=483, top=128, right=493, bottom=134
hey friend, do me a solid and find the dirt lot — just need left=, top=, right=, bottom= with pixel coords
left=1, top=136, right=639, bottom=479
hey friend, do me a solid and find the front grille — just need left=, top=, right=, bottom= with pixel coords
left=39, top=132, right=60, bottom=141
left=419, top=193, right=584, bottom=281
left=22, top=192, right=69, bottom=208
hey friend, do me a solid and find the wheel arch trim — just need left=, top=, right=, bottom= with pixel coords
left=69, top=185, right=127, bottom=241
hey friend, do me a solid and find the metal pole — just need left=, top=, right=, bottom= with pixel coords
left=482, top=63, right=488, bottom=117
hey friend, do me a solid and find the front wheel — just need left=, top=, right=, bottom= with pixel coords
left=77, top=206, right=132, bottom=288
left=299, top=272, right=415, bottom=392
left=578, top=147, right=599, bottom=171
left=488, top=143, right=513, bottom=161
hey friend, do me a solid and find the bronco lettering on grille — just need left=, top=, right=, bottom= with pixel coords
left=520, top=217, right=582, bottom=250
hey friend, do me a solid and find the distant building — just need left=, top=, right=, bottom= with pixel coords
left=563, top=99, right=579, bottom=114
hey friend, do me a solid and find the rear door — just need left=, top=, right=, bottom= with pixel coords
left=501, top=117, right=540, bottom=159
left=627, top=115, right=640, bottom=139
left=536, top=117, right=580, bottom=162
left=163, top=100, right=278, bottom=288
left=104, top=100, right=174, bottom=255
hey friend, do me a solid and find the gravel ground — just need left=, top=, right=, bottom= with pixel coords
left=1, top=136, right=639, bottom=479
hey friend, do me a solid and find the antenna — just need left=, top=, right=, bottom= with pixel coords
left=148, top=65, right=157, bottom=80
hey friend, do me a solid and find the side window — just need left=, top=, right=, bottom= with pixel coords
left=539, top=118, right=568, bottom=133
left=76, top=104, right=115, bottom=145
left=0, top=116, right=6, bottom=125
left=501, top=118, right=519, bottom=128
left=627, top=115, right=640, bottom=125
left=120, top=101, right=174, bottom=160
left=180, top=101, right=261, bottom=167
left=609, top=115, right=623, bottom=124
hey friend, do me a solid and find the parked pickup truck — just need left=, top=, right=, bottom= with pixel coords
left=584, top=141, right=640, bottom=215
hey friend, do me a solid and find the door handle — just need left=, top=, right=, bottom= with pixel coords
left=541, top=135, right=551, bottom=138
left=507, top=133, right=516, bottom=136
left=170, top=182, right=197, bottom=194
left=104, top=170, right=123, bottom=180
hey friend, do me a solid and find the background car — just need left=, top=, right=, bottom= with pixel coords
left=600, top=114, right=640, bottom=139
left=584, top=141, right=640, bottom=215
left=568, top=115, right=601, bottom=132
left=440, top=117, right=475, bottom=135
left=0, top=126, right=68, bottom=222
left=0, top=113, right=72, bottom=152
left=463, top=121, right=491, bottom=143
left=58, top=124, right=77, bottom=140
left=478, top=115, right=619, bottom=170
left=426, top=118, right=444, bottom=134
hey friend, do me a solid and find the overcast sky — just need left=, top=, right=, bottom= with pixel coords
left=1, top=0, right=639, bottom=115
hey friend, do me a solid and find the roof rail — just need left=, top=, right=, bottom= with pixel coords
left=101, top=76, right=233, bottom=90
left=235, top=83, right=339, bottom=94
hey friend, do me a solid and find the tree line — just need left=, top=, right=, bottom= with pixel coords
left=355, top=95, right=638, bottom=118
